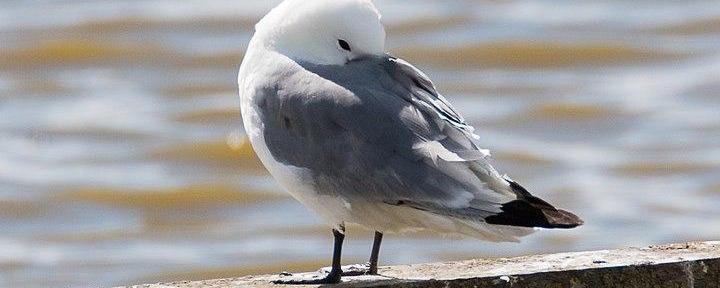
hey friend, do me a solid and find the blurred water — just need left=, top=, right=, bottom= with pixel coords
left=2, top=0, right=720, bottom=287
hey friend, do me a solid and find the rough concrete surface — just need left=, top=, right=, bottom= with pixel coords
left=122, top=241, right=720, bottom=288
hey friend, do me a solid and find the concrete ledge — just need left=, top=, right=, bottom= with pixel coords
left=125, top=241, right=720, bottom=288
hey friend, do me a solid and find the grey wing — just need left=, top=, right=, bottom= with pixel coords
left=368, top=56, right=518, bottom=215
left=259, top=56, right=582, bottom=228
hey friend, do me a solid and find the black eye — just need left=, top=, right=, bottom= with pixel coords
left=338, top=39, right=351, bottom=51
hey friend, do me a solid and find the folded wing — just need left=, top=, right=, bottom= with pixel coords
left=258, top=54, right=582, bottom=229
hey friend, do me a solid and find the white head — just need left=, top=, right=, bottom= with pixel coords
left=254, top=0, right=386, bottom=65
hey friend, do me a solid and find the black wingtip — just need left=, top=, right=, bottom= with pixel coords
left=542, top=208, right=584, bottom=228
left=485, top=180, right=584, bottom=229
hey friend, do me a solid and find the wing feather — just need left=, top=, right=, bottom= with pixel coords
left=257, top=54, right=581, bottom=229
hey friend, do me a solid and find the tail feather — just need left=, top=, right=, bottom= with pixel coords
left=485, top=180, right=583, bottom=229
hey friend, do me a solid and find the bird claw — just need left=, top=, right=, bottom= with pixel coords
left=320, top=263, right=372, bottom=276
left=272, top=263, right=376, bottom=284
left=272, top=271, right=341, bottom=285
left=344, top=263, right=372, bottom=276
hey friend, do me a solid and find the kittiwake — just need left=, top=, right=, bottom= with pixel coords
left=238, top=0, right=583, bottom=284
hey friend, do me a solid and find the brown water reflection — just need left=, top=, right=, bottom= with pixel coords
left=397, top=41, right=679, bottom=69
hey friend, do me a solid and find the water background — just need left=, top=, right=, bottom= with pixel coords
left=2, top=0, right=720, bottom=287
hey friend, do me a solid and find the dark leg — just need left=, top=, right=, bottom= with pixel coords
left=369, top=231, right=383, bottom=275
left=326, top=228, right=345, bottom=282
left=273, top=227, right=345, bottom=284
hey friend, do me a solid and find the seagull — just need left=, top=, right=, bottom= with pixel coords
left=238, top=0, right=582, bottom=284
